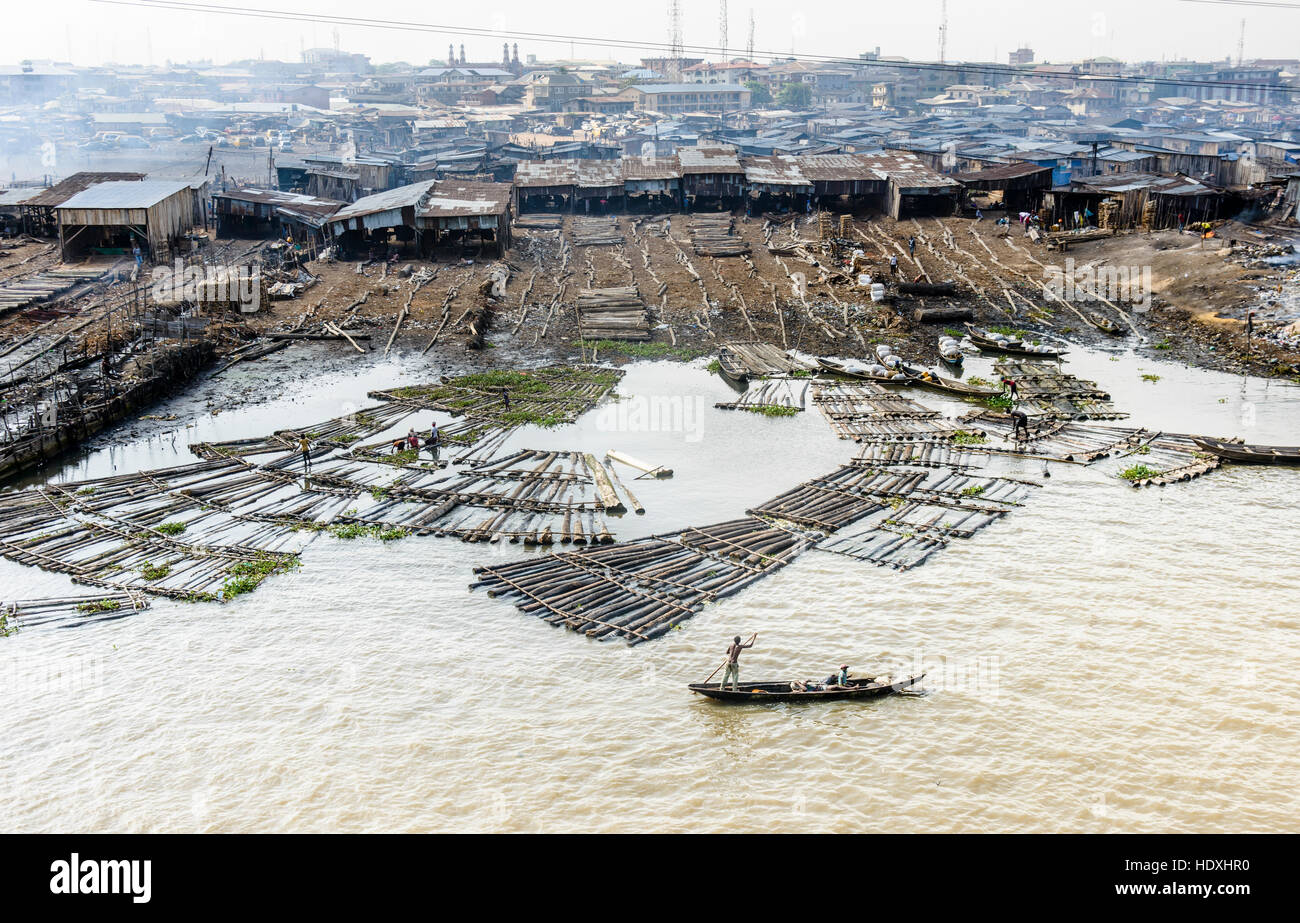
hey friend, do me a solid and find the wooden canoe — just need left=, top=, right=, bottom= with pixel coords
left=716, top=349, right=749, bottom=385
left=1191, top=437, right=1300, bottom=466
left=965, top=324, right=1067, bottom=358
left=1087, top=311, right=1122, bottom=335
left=901, top=365, right=999, bottom=397
left=816, top=357, right=909, bottom=384
left=689, top=673, right=925, bottom=703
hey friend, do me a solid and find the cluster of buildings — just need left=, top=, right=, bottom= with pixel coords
left=3, top=44, right=1299, bottom=260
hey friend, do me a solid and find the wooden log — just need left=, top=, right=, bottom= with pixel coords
left=582, top=453, right=626, bottom=513
left=912, top=306, right=973, bottom=323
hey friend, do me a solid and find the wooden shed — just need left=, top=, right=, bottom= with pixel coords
left=55, top=179, right=196, bottom=261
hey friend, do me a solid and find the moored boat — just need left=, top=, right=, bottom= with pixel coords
left=1191, top=437, right=1300, bottom=466
left=689, top=673, right=925, bottom=703
left=716, top=348, right=749, bottom=385
left=816, top=356, right=909, bottom=383
left=901, top=366, right=999, bottom=398
left=1087, top=311, right=1122, bottom=335
left=965, top=324, right=1066, bottom=358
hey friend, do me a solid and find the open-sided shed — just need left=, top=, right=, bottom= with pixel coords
left=55, top=179, right=195, bottom=261
left=327, top=180, right=437, bottom=258
left=417, top=179, right=513, bottom=256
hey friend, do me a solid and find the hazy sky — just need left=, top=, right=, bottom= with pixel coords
left=4, top=0, right=1297, bottom=69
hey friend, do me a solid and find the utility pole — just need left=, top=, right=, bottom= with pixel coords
left=669, top=0, right=683, bottom=80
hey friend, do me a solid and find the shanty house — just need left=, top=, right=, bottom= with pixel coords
left=212, top=187, right=344, bottom=242
left=678, top=144, right=746, bottom=208
left=416, top=179, right=513, bottom=257
left=55, top=179, right=196, bottom=261
left=951, top=162, right=1054, bottom=214
left=18, top=172, right=147, bottom=237
left=326, top=180, right=437, bottom=259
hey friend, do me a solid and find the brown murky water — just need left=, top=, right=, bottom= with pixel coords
left=2, top=346, right=1298, bottom=832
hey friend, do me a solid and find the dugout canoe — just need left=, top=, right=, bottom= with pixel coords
left=964, top=324, right=1067, bottom=358
left=1087, top=311, right=1122, bottom=335
left=1191, top=437, right=1300, bottom=466
left=815, top=357, right=910, bottom=384
left=901, top=366, right=999, bottom=398
left=716, top=348, right=750, bottom=386
left=688, top=673, right=925, bottom=703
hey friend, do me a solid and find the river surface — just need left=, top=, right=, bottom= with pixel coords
left=2, top=342, right=1298, bottom=832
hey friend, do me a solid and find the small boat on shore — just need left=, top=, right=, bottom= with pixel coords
left=1191, top=437, right=1300, bottom=466
left=965, top=324, right=1066, bottom=358
left=689, top=673, right=925, bottom=703
left=1087, top=311, right=1122, bottom=335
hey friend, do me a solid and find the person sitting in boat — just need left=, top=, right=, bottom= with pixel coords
left=823, top=665, right=850, bottom=688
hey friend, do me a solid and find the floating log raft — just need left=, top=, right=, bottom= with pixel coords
left=812, top=382, right=971, bottom=443
left=852, top=441, right=990, bottom=471
left=572, top=216, right=624, bottom=247
left=691, top=215, right=751, bottom=257
left=1, top=591, right=150, bottom=629
left=993, top=360, right=1127, bottom=419
left=370, top=366, right=624, bottom=463
left=577, top=286, right=649, bottom=341
left=470, top=516, right=811, bottom=645
left=715, top=378, right=807, bottom=415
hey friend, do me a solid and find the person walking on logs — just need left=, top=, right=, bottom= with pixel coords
left=1001, top=376, right=1019, bottom=402
left=500, top=387, right=511, bottom=411
left=908, top=236, right=916, bottom=257
left=299, top=434, right=312, bottom=474
left=720, top=634, right=756, bottom=691
left=889, top=254, right=898, bottom=276
left=1009, top=408, right=1030, bottom=443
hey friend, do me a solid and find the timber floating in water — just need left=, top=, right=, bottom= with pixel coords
left=1191, top=437, right=1300, bottom=466
left=689, top=673, right=925, bottom=703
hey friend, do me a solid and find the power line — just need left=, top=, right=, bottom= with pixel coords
left=88, top=0, right=1300, bottom=97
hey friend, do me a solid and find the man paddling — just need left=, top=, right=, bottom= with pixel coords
left=721, top=634, right=756, bottom=692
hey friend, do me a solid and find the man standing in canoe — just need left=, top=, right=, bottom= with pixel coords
left=721, top=634, right=755, bottom=691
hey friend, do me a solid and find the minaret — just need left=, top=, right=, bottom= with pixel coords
left=459, top=44, right=466, bottom=65
left=503, top=42, right=510, bottom=66
left=448, top=44, right=454, bottom=66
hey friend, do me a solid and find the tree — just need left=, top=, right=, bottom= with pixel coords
left=745, top=80, right=773, bottom=106
left=777, top=82, right=813, bottom=108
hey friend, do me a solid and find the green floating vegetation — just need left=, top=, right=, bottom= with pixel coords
left=0, top=610, right=18, bottom=637
left=966, top=376, right=994, bottom=387
left=328, top=522, right=411, bottom=542
left=77, top=599, right=122, bottom=614
left=1153, top=340, right=1172, bottom=351
left=1141, top=373, right=1161, bottom=383
left=705, top=359, right=722, bottom=374
left=154, top=521, right=188, bottom=536
left=578, top=339, right=699, bottom=361
left=943, top=327, right=965, bottom=338
left=982, top=394, right=1014, bottom=410
left=951, top=430, right=988, bottom=446
left=500, top=408, right=568, bottom=428
left=220, top=554, right=300, bottom=599
left=959, top=485, right=986, bottom=498
left=76, top=487, right=97, bottom=497
left=140, top=561, right=171, bottom=581
left=739, top=404, right=800, bottom=417
left=1119, top=464, right=1160, bottom=482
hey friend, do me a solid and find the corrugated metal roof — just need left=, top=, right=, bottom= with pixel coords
left=621, top=154, right=681, bottom=180
left=56, top=179, right=192, bottom=210
left=23, top=172, right=147, bottom=208
left=0, top=187, right=45, bottom=206
left=215, top=187, right=344, bottom=220
left=330, top=180, right=437, bottom=222
left=676, top=143, right=743, bottom=174
left=742, top=155, right=811, bottom=188
left=514, top=161, right=579, bottom=188
left=418, top=180, right=511, bottom=218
